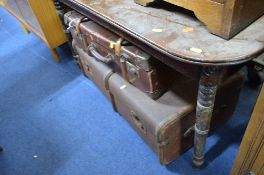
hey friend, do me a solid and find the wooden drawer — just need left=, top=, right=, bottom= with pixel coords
left=135, top=0, right=264, bottom=39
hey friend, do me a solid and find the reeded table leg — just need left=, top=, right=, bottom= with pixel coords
left=192, top=66, right=223, bottom=167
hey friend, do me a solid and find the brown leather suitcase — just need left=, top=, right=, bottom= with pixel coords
left=72, top=39, right=114, bottom=102
left=64, top=11, right=174, bottom=99
left=108, top=71, right=244, bottom=164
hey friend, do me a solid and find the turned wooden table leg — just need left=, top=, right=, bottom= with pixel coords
left=192, top=66, right=223, bottom=167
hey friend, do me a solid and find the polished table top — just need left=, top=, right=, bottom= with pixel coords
left=62, top=0, right=264, bottom=65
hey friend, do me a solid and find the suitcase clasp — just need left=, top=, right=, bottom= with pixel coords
left=126, top=61, right=140, bottom=82
left=120, top=55, right=140, bottom=84
left=109, top=38, right=123, bottom=56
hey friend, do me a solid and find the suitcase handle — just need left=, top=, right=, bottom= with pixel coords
left=88, top=43, right=113, bottom=64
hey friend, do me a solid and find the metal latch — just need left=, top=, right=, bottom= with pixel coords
left=126, top=61, right=140, bottom=83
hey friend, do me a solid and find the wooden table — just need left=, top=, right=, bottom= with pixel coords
left=59, top=0, right=264, bottom=166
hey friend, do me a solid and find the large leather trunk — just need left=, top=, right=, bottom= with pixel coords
left=72, top=39, right=114, bottom=101
left=108, top=71, right=244, bottom=164
left=135, top=0, right=264, bottom=39
left=64, top=11, right=173, bottom=99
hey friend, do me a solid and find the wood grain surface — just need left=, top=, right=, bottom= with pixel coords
left=135, top=0, right=264, bottom=39
left=231, top=85, right=264, bottom=175
left=60, top=0, right=264, bottom=65
left=2, top=0, right=67, bottom=62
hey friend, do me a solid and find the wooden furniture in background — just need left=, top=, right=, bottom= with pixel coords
left=231, top=85, right=264, bottom=175
left=135, top=0, right=264, bottom=39
left=1, top=0, right=67, bottom=62
left=0, top=0, right=5, bottom=7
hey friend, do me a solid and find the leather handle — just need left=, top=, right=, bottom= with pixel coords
left=89, top=43, right=113, bottom=64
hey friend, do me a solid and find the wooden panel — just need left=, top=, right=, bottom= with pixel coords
left=1, top=0, right=67, bottom=61
left=16, top=0, right=42, bottom=34
left=135, top=0, right=264, bottom=39
left=231, top=85, right=264, bottom=175
left=0, top=0, right=6, bottom=7
left=4, top=0, right=21, bottom=16
left=28, top=0, right=67, bottom=49
left=62, top=0, right=264, bottom=65
left=2, top=0, right=45, bottom=41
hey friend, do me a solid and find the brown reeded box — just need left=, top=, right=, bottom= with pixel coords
left=135, top=0, right=264, bottom=39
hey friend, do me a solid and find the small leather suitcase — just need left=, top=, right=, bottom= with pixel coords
left=72, top=39, right=114, bottom=102
left=64, top=11, right=173, bottom=99
left=108, top=71, right=244, bottom=164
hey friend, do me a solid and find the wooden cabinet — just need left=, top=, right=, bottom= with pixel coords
left=1, top=0, right=67, bottom=62
left=231, top=85, right=264, bottom=175
left=135, top=0, right=264, bottom=39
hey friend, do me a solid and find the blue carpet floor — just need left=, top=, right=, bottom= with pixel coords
left=0, top=6, right=261, bottom=175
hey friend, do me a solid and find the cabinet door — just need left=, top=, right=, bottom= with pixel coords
left=16, top=0, right=42, bottom=34
left=231, top=85, right=264, bottom=175
left=4, top=0, right=22, bottom=17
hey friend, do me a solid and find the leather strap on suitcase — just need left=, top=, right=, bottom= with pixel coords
left=73, top=40, right=117, bottom=110
left=65, top=11, right=89, bottom=50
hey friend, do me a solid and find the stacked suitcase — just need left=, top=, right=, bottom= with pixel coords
left=65, top=11, right=244, bottom=164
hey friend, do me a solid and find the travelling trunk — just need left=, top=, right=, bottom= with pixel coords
left=72, top=40, right=114, bottom=101
left=108, top=71, right=244, bottom=164
left=64, top=11, right=174, bottom=99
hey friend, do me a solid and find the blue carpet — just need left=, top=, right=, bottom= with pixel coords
left=0, top=6, right=261, bottom=175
